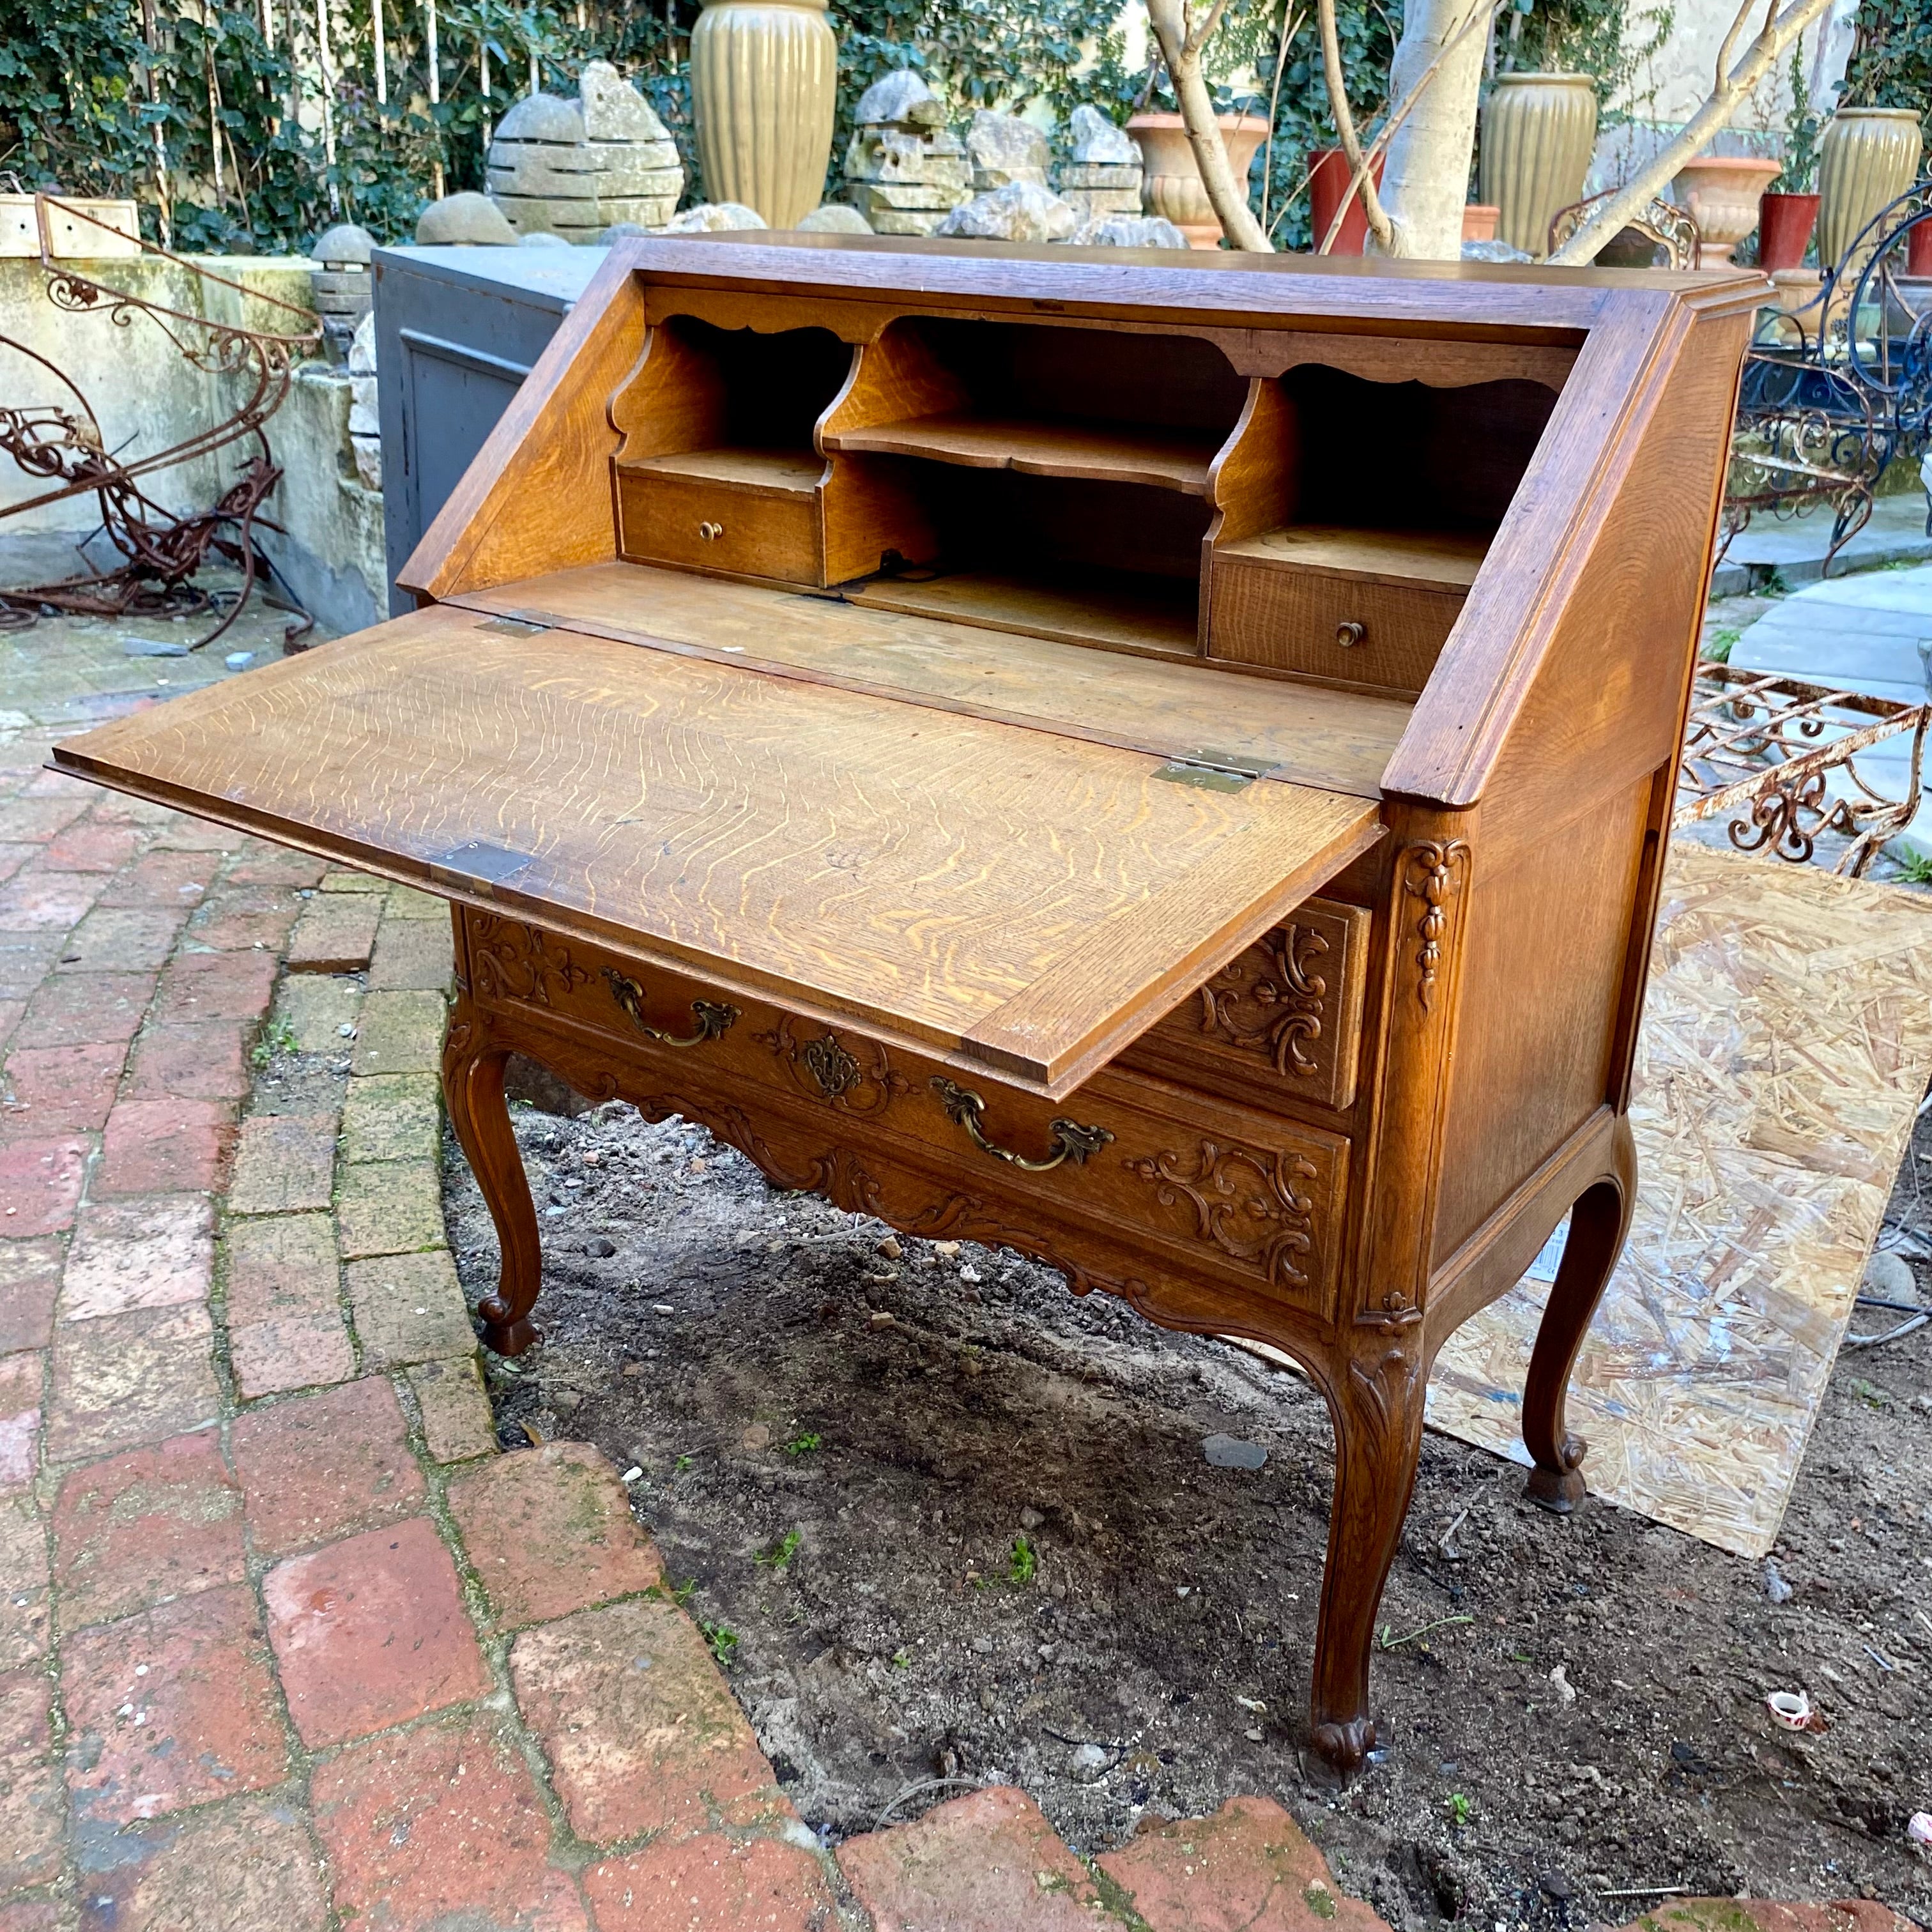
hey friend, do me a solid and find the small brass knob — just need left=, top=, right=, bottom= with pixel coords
left=698, top=521, right=724, bottom=542
left=1335, top=620, right=1366, bottom=649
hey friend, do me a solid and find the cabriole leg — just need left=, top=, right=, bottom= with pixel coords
left=1309, top=1331, right=1428, bottom=1774
left=1522, top=1114, right=1637, bottom=1512
left=441, top=1002, right=543, bottom=1356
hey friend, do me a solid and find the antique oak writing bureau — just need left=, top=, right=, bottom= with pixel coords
left=54, top=235, right=1765, bottom=1772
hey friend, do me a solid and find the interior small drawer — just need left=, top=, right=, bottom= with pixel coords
left=616, top=468, right=821, bottom=585
left=1208, top=559, right=1463, bottom=694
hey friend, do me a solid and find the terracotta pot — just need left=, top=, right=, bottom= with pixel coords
left=1672, top=155, right=1780, bottom=268
left=1479, top=72, right=1598, bottom=257
left=1909, top=213, right=1932, bottom=277
left=1460, top=203, right=1500, bottom=243
left=1816, top=107, right=1924, bottom=268
left=1127, top=112, right=1269, bottom=247
left=1307, top=148, right=1386, bottom=256
left=1757, top=190, right=1820, bottom=272
left=689, top=0, right=838, bottom=229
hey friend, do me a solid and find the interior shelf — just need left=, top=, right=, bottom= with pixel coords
left=1216, top=525, right=1489, bottom=592
left=845, top=567, right=1202, bottom=660
left=823, top=413, right=1221, bottom=496
left=618, top=447, right=825, bottom=496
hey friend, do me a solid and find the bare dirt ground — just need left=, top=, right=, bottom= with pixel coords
left=445, top=1077, right=1932, bottom=1930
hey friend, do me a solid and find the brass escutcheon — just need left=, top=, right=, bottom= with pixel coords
left=928, top=1076, right=1112, bottom=1172
left=698, top=521, right=724, bottom=542
left=800, top=1032, right=862, bottom=1100
left=604, top=969, right=738, bottom=1048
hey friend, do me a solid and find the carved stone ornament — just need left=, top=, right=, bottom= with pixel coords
left=469, top=916, right=590, bottom=1008
left=1197, top=921, right=1330, bottom=1075
left=1126, top=1138, right=1319, bottom=1288
left=755, top=1015, right=910, bottom=1114
left=1400, top=841, right=1471, bottom=1012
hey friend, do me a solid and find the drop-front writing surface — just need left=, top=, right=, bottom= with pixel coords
left=50, top=234, right=1768, bottom=1775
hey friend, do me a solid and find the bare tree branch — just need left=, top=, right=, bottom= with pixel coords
left=1552, top=0, right=1834, bottom=266
left=1146, top=0, right=1275, bottom=250
left=1316, top=0, right=1395, bottom=250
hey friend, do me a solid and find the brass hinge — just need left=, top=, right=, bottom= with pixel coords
left=1153, top=749, right=1276, bottom=793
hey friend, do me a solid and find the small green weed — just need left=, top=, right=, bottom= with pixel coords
left=671, top=1577, right=696, bottom=1607
left=1895, top=850, right=1932, bottom=885
left=783, top=1432, right=822, bottom=1457
left=1447, top=1792, right=1473, bottom=1827
left=892, top=1646, right=912, bottom=1669
left=701, top=1620, right=739, bottom=1666
left=756, top=1528, right=802, bottom=1574
left=1703, top=627, right=1740, bottom=664
left=1008, top=1533, right=1037, bottom=1586
left=1850, top=1376, right=1889, bottom=1409
left=673, top=1454, right=693, bottom=1475
left=249, top=1020, right=300, bottom=1068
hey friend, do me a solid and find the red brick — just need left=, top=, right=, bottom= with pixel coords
left=224, top=847, right=329, bottom=889
left=95, top=848, right=220, bottom=912
left=0, top=843, right=39, bottom=885
left=62, top=1583, right=286, bottom=1824
left=0, top=793, right=88, bottom=843
left=449, top=1443, right=661, bottom=1630
left=1095, top=1797, right=1392, bottom=1932
left=0, top=1136, right=88, bottom=1237
left=0, top=861, right=103, bottom=929
left=93, top=1099, right=234, bottom=1198
left=222, top=1214, right=337, bottom=1326
left=509, top=1596, right=781, bottom=1846
left=0, top=1900, right=60, bottom=1931
left=45, top=1303, right=218, bottom=1465
left=1, top=1239, right=66, bottom=1355
left=123, top=1021, right=249, bottom=1103
left=58, top=1197, right=212, bottom=1323
left=0, top=933, right=72, bottom=1005
left=1, top=1040, right=125, bottom=1132
left=151, top=948, right=277, bottom=1024
left=0, top=1666, right=63, bottom=1889
left=73, top=1791, right=330, bottom=1931
left=52, top=1429, right=243, bottom=1630
left=286, top=894, right=381, bottom=974
left=233, top=1378, right=424, bottom=1556
left=0, top=1351, right=40, bottom=1492
left=0, top=1492, right=50, bottom=1668
left=42, top=821, right=146, bottom=873
left=186, top=885, right=300, bottom=953
left=263, top=1517, right=487, bottom=1747
left=312, top=1712, right=587, bottom=1932
left=55, top=908, right=187, bottom=974
left=1623, top=1908, right=1916, bottom=1932
left=585, top=1834, right=838, bottom=1931
left=0, top=997, right=23, bottom=1048
left=12, top=970, right=156, bottom=1048
left=226, top=1113, right=335, bottom=1215
left=836, top=1785, right=1105, bottom=1931
left=150, top=816, right=250, bottom=854
left=231, top=1313, right=356, bottom=1400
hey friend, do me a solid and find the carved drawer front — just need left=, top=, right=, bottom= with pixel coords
left=615, top=466, right=821, bottom=585
left=1208, top=560, right=1461, bottom=696
left=462, top=911, right=1349, bottom=1322
left=1122, top=897, right=1370, bottom=1115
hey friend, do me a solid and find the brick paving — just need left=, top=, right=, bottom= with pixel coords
left=2, top=623, right=1908, bottom=1929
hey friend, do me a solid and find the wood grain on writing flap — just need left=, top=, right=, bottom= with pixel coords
left=50, top=604, right=1381, bottom=1098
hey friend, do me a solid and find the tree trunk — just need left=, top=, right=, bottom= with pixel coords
left=1146, top=0, right=1275, bottom=252
left=1374, top=0, right=1490, bottom=259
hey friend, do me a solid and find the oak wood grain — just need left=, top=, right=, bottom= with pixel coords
left=844, top=568, right=1201, bottom=659
left=1219, top=525, right=1487, bottom=590
left=1209, top=562, right=1464, bottom=696
left=823, top=411, right=1222, bottom=494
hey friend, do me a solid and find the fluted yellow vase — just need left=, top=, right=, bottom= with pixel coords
left=1480, top=73, right=1598, bottom=258
left=1816, top=107, right=1924, bottom=268
left=689, top=0, right=838, bottom=229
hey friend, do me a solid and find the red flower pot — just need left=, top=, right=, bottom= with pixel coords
left=1758, top=190, right=1820, bottom=272
left=1308, top=147, right=1385, bottom=257
left=1908, top=213, right=1932, bottom=277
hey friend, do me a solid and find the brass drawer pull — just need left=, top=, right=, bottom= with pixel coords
left=1335, top=620, right=1366, bottom=649
left=604, top=969, right=739, bottom=1046
left=698, top=521, right=724, bottom=542
left=929, top=1076, right=1113, bottom=1172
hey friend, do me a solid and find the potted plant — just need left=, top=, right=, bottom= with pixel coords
left=1128, top=112, right=1270, bottom=247
left=1816, top=3, right=1927, bottom=267
left=1759, top=49, right=1821, bottom=272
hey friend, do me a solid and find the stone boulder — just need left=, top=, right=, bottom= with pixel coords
left=1066, top=104, right=1137, bottom=165
left=937, top=180, right=1078, bottom=243
left=661, top=202, right=768, bottom=231
left=796, top=203, right=874, bottom=233
left=1065, top=213, right=1188, bottom=249
left=967, top=109, right=1050, bottom=192
left=415, top=191, right=517, bottom=245
left=486, top=59, right=684, bottom=242
left=310, top=222, right=374, bottom=265
left=843, top=70, right=970, bottom=236
left=1056, top=105, right=1143, bottom=223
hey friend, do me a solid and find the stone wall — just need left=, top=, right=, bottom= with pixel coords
left=0, top=255, right=386, bottom=636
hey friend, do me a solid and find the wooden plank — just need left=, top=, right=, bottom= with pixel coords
left=620, top=447, right=825, bottom=494
left=446, top=560, right=1411, bottom=799
left=1219, top=525, right=1489, bottom=591
left=844, top=569, right=1200, bottom=660
left=823, top=412, right=1220, bottom=494
left=51, top=605, right=1382, bottom=1098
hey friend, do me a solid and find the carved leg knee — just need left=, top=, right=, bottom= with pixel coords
left=1309, top=1330, right=1427, bottom=1775
left=442, top=1008, right=543, bottom=1356
left=1521, top=1118, right=1636, bottom=1514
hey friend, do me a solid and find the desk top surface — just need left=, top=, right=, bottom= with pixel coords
left=53, top=599, right=1382, bottom=1096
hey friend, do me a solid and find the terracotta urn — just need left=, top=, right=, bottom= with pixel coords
left=1128, top=112, right=1269, bottom=247
left=689, top=0, right=838, bottom=229
left=1757, top=190, right=1820, bottom=272
left=1673, top=155, right=1780, bottom=268
left=1306, top=147, right=1385, bottom=256
left=1817, top=108, right=1924, bottom=268
left=1460, top=203, right=1500, bottom=242
left=1479, top=72, right=1598, bottom=257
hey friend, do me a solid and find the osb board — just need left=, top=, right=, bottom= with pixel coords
left=1427, top=840, right=1932, bottom=1559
